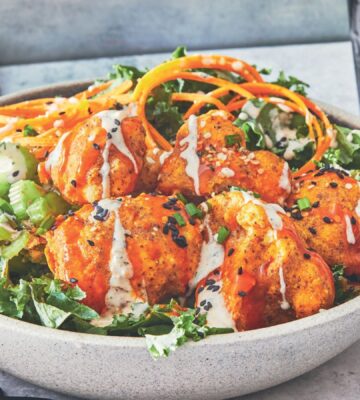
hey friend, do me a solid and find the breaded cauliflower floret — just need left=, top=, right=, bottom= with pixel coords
left=157, top=110, right=292, bottom=204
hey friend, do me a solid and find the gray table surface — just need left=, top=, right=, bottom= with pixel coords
left=0, top=41, right=359, bottom=400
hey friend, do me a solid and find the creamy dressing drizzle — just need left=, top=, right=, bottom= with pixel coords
left=345, top=215, right=356, bottom=244
left=92, top=199, right=137, bottom=315
left=241, top=191, right=285, bottom=230
left=45, top=131, right=72, bottom=172
left=242, top=101, right=261, bottom=119
left=179, top=115, right=200, bottom=195
left=279, top=162, right=291, bottom=193
left=356, top=200, right=360, bottom=217
left=278, top=266, right=290, bottom=310
left=97, top=110, right=138, bottom=198
left=197, top=278, right=236, bottom=330
left=0, top=118, right=18, bottom=135
left=189, top=215, right=225, bottom=289
left=159, top=150, right=172, bottom=165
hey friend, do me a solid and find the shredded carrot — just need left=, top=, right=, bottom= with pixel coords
left=183, top=87, right=230, bottom=118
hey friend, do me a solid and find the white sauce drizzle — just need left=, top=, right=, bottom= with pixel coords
left=189, top=215, right=224, bottom=289
left=179, top=115, right=200, bottom=195
left=0, top=118, right=18, bottom=135
left=242, top=101, right=261, bottom=119
left=283, top=138, right=312, bottom=160
left=279, top=162, right=291, bottom=193
left=97, top=110, right=138, bottom=198
left=355, top=200, right=360, bottom=217
left=159, top=151, right=172, bottom=165
left=241, top=191, right=285, bottom=230
left=197, top=278, right=236, bottom=330
left=92, top=199, right=137, bottom=314
left=345, top=215, right=356, bottom=244
left=45, top=131, right=72, bottom=172
left=278, top=266, right=290, bottom=310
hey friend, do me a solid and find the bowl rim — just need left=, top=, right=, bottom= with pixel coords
left=1, top=80, right=360, bottom=350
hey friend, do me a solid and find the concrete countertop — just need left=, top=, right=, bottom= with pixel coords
left=0, top=41, right=359, bottom=399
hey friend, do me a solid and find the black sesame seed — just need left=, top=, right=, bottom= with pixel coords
left=303, top=253, right=311, bottom=260
left=172, top=205, right=181, bottom=211
left=200, top=299, right=206, bottom=307
left=70, top=179, right=77, bottom=187
left=323, top=216, right=332, bottom=224
left=111, top=127, right=117, bottom=133
left=312, top=201, right=320, bottom=208
left=204, top=302, right=213, bottom=311
left=93, top=143, right=100, bottom=150
left=210, top=285, right=220, bottom=292
left=87, top=240, right=95, bottom=246
left=206, top=279, right=216, bottom=286
left=238, top=267, right=243, bottom=275
left=107, top=132, right=113, bottom=139
left=213, top=269, right=221, bottom=275
left=238, top=291, right=247, bottom=297
left=308, top=227, right=317, bottom=235
left=188, top=217, right=196, bottom=226
left=163, top=224, right=170, bottom=235
left=70, top=278, right=78, bottom=283
left=351, top=216, right=357, bottom=225
left=114, top=119, right=121, bottom=126
left=12, top=170, right=19, bottom=178
left=174, top=235, right=187, bottom=248
left=168, top=216, right=177, bottom=224
left=291, top=211, right=303, bottom=221
left=329, top=182, right=338, bottom=188
left=228, top=248, right=235, bottom=256
left=195, top=307, right=201, bottom=315
left=93, top=205, right=109, bottom=221
left=162, top=202, right=173, bottom=210
left=59, top=111, right=66, bottom=115
left=198, top=286, right=204, bottom=294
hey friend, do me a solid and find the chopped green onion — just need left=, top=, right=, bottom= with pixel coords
left=176, top=193, right=188, bottom=205
left=225, top=134, right=241, bottom=147
left=253, top=192, right=261, bottom=199
left=173, top=213, right=186, bottom=227
left=185, top=203, right=203, bottom=219
left=216, top=226, right=230, bottom=244
left=36, top=215, right=56, bottom=235
left=297, top=197, right=311, bottom=211
left=23, top=125, right=38, bottom=137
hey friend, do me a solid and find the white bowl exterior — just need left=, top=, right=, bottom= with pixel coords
left=0, top=83, right=359, bottom=400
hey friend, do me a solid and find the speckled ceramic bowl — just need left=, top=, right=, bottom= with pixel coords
left=0, top=83, right=360, bottom=400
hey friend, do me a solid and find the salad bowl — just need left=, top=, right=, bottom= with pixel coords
left=0, top=82, right=359, bottom=400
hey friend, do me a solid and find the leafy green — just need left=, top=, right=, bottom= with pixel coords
left=0, top=276, right=232, bottom=358
left=272, top=71, right=310, bottom=96
left=331, top=264, right=358, bottom=305
left=234, top=100, right=314, bottom=169
left=322, top=125, right=360, bottom=169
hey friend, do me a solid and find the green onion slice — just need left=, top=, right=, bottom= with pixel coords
left=185, top=203, right=203, bottom=219
left=297, top=197, right=311, bottom=211
left=216, top=226, right=230, bottom=244
left=173, top=212, right=186, bottom=227
left=176, top=193, right=188, bottom=205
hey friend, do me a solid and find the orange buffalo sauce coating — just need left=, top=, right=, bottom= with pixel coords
left=288, top=168, right=360, bottom=275
left=45, top=194, right=203, bottom=315
left=39, top=112, right=146, bottom=205
left=157, top=110, right=292, bottom=204
left=195, top=191, right=335, bottom=331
